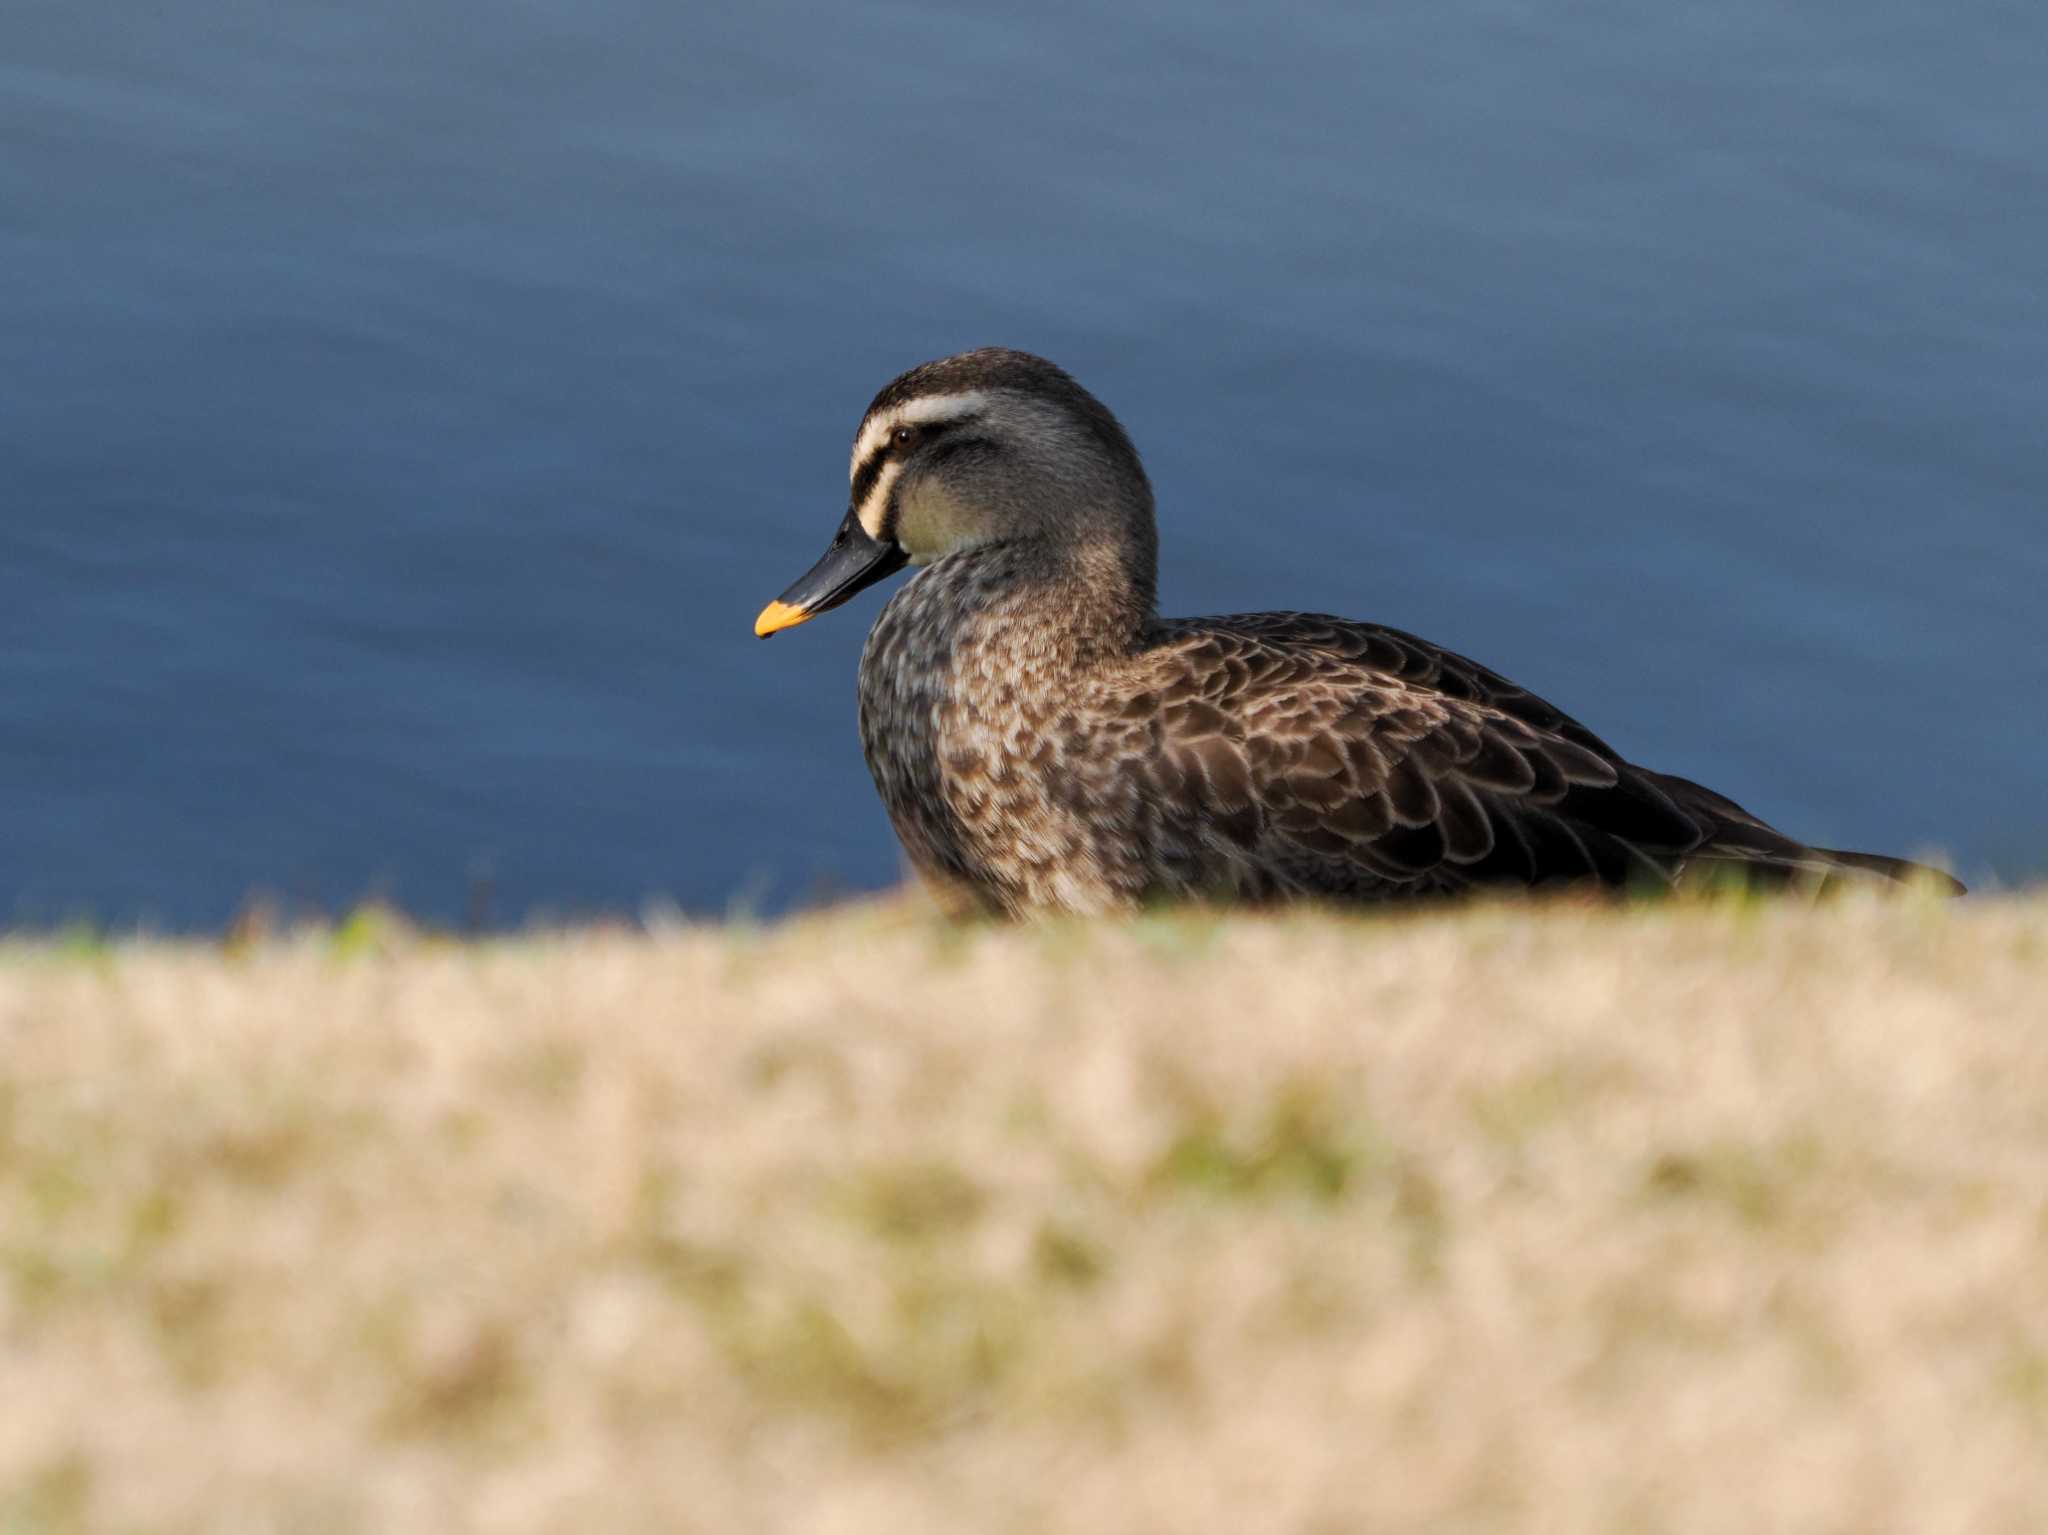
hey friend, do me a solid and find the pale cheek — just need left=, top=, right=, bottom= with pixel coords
left=897, top=482, right=980, bottom=563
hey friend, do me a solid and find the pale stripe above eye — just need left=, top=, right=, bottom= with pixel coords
left=849, top=390, right=993, bottom=483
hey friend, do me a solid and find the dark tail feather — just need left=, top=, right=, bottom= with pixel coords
left=1679, top=845, right=1966, bottom=896
left=1809, top=846, right=1967, bottom=895
left=1646, top=770, right=1965, bottom=896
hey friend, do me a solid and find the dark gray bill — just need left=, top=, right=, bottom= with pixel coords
left=755, top=508, right=908, bottom=637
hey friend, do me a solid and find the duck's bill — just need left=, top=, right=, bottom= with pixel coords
left=754, top=508, right=908, bottom=637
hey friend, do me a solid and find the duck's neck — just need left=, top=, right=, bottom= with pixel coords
left=928, top=533, right=1155, bottom=663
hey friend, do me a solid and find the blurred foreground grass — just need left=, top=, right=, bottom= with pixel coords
left=2, top=890, right=2045, bottom=1534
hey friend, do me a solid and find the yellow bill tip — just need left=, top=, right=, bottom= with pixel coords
left=754, top=600, right=813, bottom=638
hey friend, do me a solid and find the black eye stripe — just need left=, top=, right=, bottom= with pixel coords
left=849, top=452, right=888, bottom=516
left=849, top=412, right=983, bottom=511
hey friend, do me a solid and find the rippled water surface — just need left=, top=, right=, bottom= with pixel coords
left=5, top=1, right=2043, bottom=926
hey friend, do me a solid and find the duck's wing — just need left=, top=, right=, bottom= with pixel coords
left=1129, top=614, right=1855, bottom=896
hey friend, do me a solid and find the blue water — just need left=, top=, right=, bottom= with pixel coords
left=4, top=0, right=2043, bottom=928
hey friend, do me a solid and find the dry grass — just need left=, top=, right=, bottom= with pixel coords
left=2, top=889, right=2046, bottom=1534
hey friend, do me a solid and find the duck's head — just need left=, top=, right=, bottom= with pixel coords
left=755, top=348, right=1156, bottom=637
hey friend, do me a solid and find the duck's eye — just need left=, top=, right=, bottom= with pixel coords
left=891, top=425, right=920, bottom=451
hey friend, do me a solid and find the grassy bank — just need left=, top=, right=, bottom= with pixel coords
left=2, top=891, right=2045, bottom=1533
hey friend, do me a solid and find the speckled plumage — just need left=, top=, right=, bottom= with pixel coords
left=766, top=348, right=1959, bottom=915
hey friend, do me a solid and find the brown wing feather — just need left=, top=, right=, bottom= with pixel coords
left=1135, top=615, right=1714, bottom=898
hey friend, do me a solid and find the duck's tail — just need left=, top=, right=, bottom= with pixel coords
left=1805, top=845, right=1966, bottom=893
left=1678, top=844, right=1966, bottom=895
left=1647, top=771, right=1966, bottom=896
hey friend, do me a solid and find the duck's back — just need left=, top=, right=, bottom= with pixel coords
left=1114, top=614, right=1689, bottom=901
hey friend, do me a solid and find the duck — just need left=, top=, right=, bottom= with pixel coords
left=754, top=347, right=1960, bottom=915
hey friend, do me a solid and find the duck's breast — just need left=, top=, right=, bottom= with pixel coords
left=858, top=560, right=1150, bottom=913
